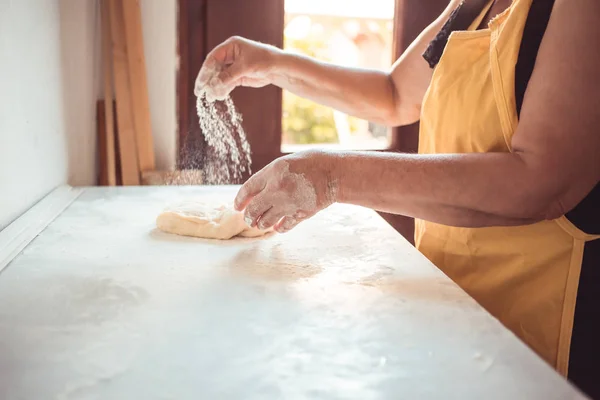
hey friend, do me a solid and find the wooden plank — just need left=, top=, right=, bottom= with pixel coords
left=96, top=100, right=119, bottom=186
left=122, top=0, right=155, bottom=173
left=0, top=186, right=83, bottom=274
left=141, top=170, right=203, bottom=185
left=97, top=101, right=109, bottom=185
left=100, top=0, right=117, bottom=186
left=113, top=99, right=124, bottom=186
left=108, top=0, right=140, bottom=185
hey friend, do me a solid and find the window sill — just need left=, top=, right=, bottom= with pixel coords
left=281, top=141, right=390, bottom=153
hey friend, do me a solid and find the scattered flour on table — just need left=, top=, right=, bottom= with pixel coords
left=225, top=245, right=323, bottom=281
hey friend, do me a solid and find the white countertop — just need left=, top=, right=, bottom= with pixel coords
left=0, top=186, right=587, bottom=399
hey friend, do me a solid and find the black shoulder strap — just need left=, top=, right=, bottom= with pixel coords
left=516, top=1, right=599, bottom=237
left=423, top=0, right=490, bottom=69
left=423, top=0, right=555, bottom=92
left=516, top=1, right=599, bottom=236
left=514, top=0, right=555, bottom=117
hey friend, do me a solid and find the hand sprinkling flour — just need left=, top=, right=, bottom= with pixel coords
left=194, top=36, right=280, bottom=102
left=196, top=63, right=229, bottom=103
left=234, top=151, right=338, bottom=233
left=195, top=36, right=337, bottom=232
left=195, top=92, right=252, bottom=184
left=192, top=37, right=282, bottom=185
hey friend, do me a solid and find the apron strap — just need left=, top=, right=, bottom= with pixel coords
left=422, top=0, right=490, bottom=69
left=515, top=0, right=556, bottom=117
left=516, top=0, right=600, bottom=237
left=512, top=6, right=599, bottom=397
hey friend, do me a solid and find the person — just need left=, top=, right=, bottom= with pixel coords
left=195, top=0, right=599, bottom=397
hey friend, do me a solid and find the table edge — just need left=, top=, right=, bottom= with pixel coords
left=0, top=185, right=84, bottom=273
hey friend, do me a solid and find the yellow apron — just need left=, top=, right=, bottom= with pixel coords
left=415, top=0, right=600, bottom=377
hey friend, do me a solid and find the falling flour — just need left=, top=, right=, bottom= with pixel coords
left=194, top=93, right=253, bottom=185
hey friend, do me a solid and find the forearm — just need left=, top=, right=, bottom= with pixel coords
left=264, top=0, right=461, bottom=127
left=270, top=52, right=398, bottom=126
left=330, top=151, right=560, bottom=227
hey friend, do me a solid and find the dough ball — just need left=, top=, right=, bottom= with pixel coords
left=156, top=201, right=271, bottom=240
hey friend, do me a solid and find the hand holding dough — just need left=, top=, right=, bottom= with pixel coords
left=156, top=201, right=272, bottom=240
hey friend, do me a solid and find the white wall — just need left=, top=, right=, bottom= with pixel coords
left=58, top=0, right=102, bottom=186
left=58, top=0, right=178, bottom=175
left=0, top=0, right=70, bottom=230
left=0, top=0, right=178, bottom=230
left=141, top=0, right=178, bottom=171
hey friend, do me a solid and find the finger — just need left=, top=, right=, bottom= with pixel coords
left=243, top=193, right=272, bottom=228
left=194, top=37, right=237, bottom=97
left=205, top=82, right=227, bottom=103
left=204, top=87, right=220, bottom=103
left=274, top=210, right=310, bottom=233
left=274, top=216, right=300, bottom=234
left=204, top=62, right=246, bottom=102
left=205, top=77, right=235, bottom=103
left=257, top=206, right=284, bottom=230
left=234, top=173, right=267, bottom=211
left=194, top=57, right=219, bottom=97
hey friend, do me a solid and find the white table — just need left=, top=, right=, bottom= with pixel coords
left=0, top=186, right=587, bottom=399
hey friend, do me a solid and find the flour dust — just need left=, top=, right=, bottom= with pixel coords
left=184, top=93, right=252, bottom=185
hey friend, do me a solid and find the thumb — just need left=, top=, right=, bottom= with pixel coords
left=234, top=172, right=267, bottom=212
left=205, top=62, right=246, bottom=102
left=194, top=58, right=218, bottom=97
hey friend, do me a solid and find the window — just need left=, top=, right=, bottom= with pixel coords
left=282, top=0, right=396, bottom=152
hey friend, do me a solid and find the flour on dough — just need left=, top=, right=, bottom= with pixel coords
left=156, top=201, right=272, bottom=240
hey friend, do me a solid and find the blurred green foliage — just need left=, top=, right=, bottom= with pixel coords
left=281, top=23, right=388, bottom=146
left=282, top=35, right=339, bottom=145
left=282, top=92, right=338, bottom=145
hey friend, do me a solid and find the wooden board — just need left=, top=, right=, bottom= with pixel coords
left=122, top=0, right=155, bottom=173
left=97, top=100, right=120, bottom=186
left=0, top=186, right=588, bottom=399
left=108, top=0, right=140, bottom=185
left=100, top=0, right=117, bottom=186
left=140, top=169, right=203, bottom=185
left=96, top=101, right=109, bottom=185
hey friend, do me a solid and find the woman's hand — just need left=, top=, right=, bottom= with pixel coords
left=234, top=151, right=339, bottom=233
left=194, top=36, right=282, bottom=102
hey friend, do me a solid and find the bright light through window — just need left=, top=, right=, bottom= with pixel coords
left=282, top=0, right=396, bottom=152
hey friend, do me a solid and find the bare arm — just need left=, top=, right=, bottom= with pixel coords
left=198, top=1, right=461, bottom=127
left=333, top=0, right=600, bottom=227
left=233, top=0, right=598, bottom=233
left=270, top=1, right=461, bottom=127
